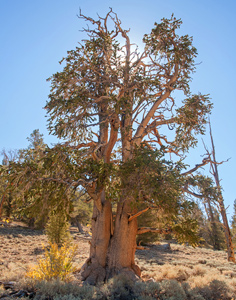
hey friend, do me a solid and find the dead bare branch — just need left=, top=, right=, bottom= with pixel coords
left=181, top=156, right=211, bottom=176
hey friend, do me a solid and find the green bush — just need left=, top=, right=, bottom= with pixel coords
left=193, top=280, right=229, bottom=300
left=45, top=212, right=72, bottom=246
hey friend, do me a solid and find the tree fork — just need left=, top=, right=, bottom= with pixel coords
left=106, top=200, right=141, bottom=280
left=81, top=197, right=141, bottom=284
left=42, top=10, right=214, bottom=283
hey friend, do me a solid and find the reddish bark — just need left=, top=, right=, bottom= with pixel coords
left=81, top=196, right=140, bottom=284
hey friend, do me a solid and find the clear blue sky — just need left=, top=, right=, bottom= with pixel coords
left=1, top=0, right=236, bottom=219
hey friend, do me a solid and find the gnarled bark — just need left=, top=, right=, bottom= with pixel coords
left=81, top=197, right=112, bottom=285
left=81, top=197, right=140, bottom=285
left=106, top=201, right=141, bottom=280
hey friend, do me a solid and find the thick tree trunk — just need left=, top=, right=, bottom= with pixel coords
left=81, top=198, right=112, bottom=285
left=81, top=83, right=140, bottom=283
left=106, top=201, right=141, bottom=280
left=81, top=197, right=140, bottom=284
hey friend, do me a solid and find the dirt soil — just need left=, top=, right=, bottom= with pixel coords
left=0, top=221, right=90, bottom=283
left=1, top=221, right=236, bottom=297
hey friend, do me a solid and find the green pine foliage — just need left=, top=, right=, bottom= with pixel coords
left=0, top=11, right=217, bottom=278
left=45, top=212, right=72, bottom=246
left=0, top=149, right=19, bottom=220
left=207, top=208, right=225, bottom=250
left=137, top=208, right=162, bottom=245
left=183, top=174, right=226, bottom=249
left=70, top=192, right=92, bottom=230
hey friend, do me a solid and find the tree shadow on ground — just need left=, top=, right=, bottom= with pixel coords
left=135, top=244, right=184, bottom=265
left=0, top=225, right=43, bottom=237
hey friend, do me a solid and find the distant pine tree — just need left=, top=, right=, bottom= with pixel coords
left=203, top=199, right=225, bottom=250
left=0, top=149, right=19, bottom=219
left=231, top=199, right=236, bottom=245
left=70, top=191, right=92, bottom=233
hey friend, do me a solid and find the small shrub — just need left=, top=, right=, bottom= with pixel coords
left=181, top=282, right=205, bottom=300
left=194, top=279, right=230, bottom=300
left=153, top=264, right=191, bottom=282
left=159, top=279, right=187, bottom=300
left=133, top=280, right=161, bottom=299
left=192, top=265, right=206, bottom=277
left=34, top=280, right=96, bottom=300
left=101, top=274, right=135, bottom=300
left=45, top=212, right=71, bottom=246
left=26, top=242, right=77, bottom=282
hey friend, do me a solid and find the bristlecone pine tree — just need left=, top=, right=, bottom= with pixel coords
left=43, top=10, right=213, bottom=284
left=4, top=10, right=213, bottom=284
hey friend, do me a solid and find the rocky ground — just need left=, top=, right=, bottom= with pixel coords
left=1, top=221, right=236, bottom=299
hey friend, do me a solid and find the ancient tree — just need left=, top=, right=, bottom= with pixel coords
left=3, top=10, right=213, bottom=284
left=43, top=10, right=213, bottom=283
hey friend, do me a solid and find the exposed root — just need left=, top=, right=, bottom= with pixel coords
left=80, top=259, right=141, bottom=285
left=80, top=258, right=106, bottom=285
left=132, top=263, right=141, bottom=277
left=105, top=264, right=141, bottom=282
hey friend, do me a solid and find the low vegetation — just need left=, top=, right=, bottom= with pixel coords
left=0, top=9, right=236, bottom=300
left=45, top=212, right=72, bottom=246
left=0, top=222, right=236, bottom=299
left=26, top=242, right=78, bottom=282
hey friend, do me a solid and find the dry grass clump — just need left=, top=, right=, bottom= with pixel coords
left=152, top=264, right=192, bottom=282
left=188, top=264, right=235, bottom=295
left=0, top=276, right=234, bottom=300
left=33, top=275, right=232, bottom=300
left=136, top=242, right=236, bottom=298
left=137, top=277, right=233, bottom=300
left=1, top=225, right=236, bottom=299
left=0, top=284, right=5, bottom=297
left=0, top=261, right=26, bottom=282
left=33, top=280, right=95, bottom=300
left=192, top=279, right=230, bottom=300
left=191, top=265, right=207, bottom=277
left=140, top=262, right=235, bottom=296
